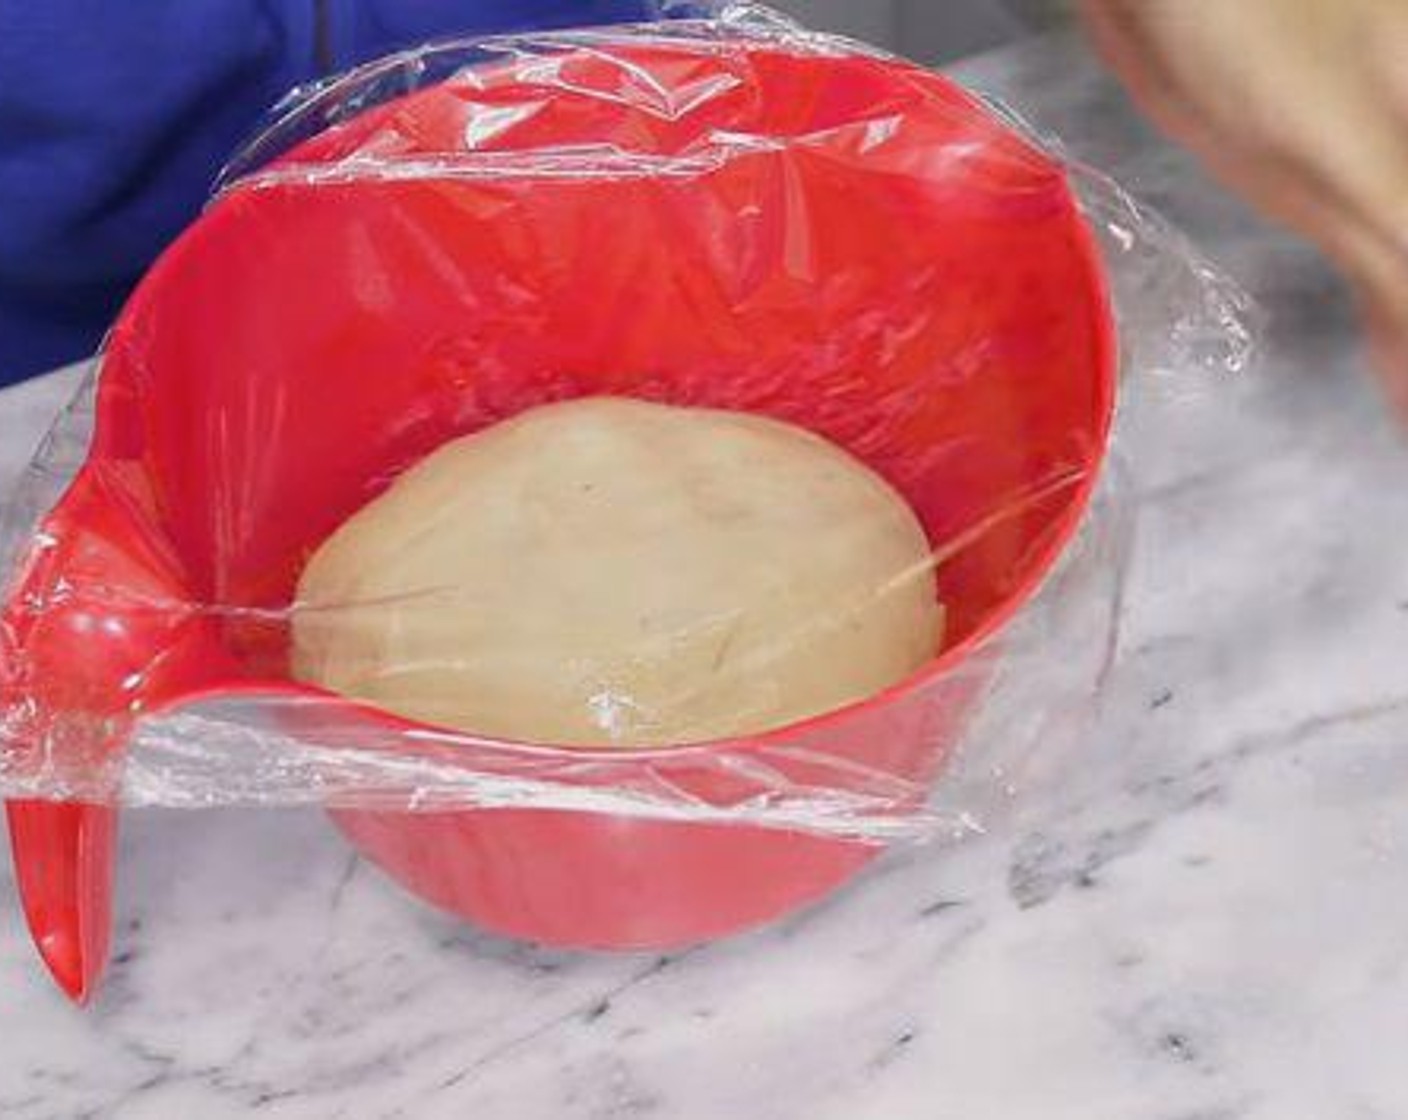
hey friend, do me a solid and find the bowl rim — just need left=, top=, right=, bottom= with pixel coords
left=53, top=42, right=1120, bottom=770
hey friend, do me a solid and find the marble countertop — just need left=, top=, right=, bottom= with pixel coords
left=4, top=34, right=1408, bottom=1120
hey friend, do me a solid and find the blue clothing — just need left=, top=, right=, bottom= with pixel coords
left=0, top=1, right=702, bottom=384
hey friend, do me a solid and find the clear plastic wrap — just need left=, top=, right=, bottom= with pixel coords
left=0, top=4, right=1252, bottom=985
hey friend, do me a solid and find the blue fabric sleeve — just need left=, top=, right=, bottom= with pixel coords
left=0, top=0, right=702, bottom=384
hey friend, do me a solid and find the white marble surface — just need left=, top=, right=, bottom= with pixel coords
left=5, top=35, right=1408, bottom=1120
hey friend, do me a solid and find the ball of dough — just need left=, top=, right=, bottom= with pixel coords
left=292, top=398, right=943, bottom=747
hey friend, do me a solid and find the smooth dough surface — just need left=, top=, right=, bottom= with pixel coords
left=292, top=398, right=943, bottom=747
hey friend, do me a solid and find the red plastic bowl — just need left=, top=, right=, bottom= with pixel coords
left=2, top=40, right=1115, bottom=1000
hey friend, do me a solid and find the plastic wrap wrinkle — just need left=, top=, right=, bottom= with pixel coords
left=0, top=6, right=1253, bottom=850
left=116, top=712, right=948, bottom=842
left=971, top=90, right=1256, bottom=382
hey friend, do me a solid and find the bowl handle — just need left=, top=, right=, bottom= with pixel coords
left=5, top=802, right=116, bottom=1003
left=2, top=469, right=224, bottom=1001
